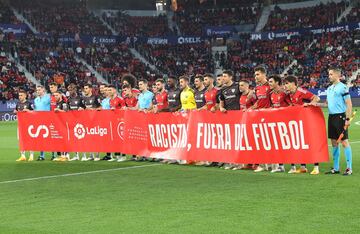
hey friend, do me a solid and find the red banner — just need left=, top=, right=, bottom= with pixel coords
left=17, top=106, right=329, bottom=164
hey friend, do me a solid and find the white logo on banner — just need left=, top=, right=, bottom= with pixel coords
left=74, top=124, right=86, bottom=139
left=117, top=122, right=125, bottom=140
left=28, top=125, right=49, bottom=138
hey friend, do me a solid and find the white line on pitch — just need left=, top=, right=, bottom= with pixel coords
left=0, top=164, right=161, bottom=185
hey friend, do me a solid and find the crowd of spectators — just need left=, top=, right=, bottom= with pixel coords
left=13, top=0, right=111, bottom=36
left=175, top=6, right=260, bottom=36
left=78, top=43, right=157, bottom=88
left=265, top=1, right=347, bottom=31
left=341, top=2, right=360, bottom=23
left=0, top=0, right=359, bottom=101
left=224, top=36, right=310, bottom=83
left=0, top=47, right=35, bottom=102
left=174, top=0, right=258, bottom=11
left=0, top=2, right=20, bottom=24
left=137, top=43, right=213, bottom=77
left=12, top=34, right=98, bottom=91
left=288, top=30, right=359, bottom=89
left=102, top=11, right=175, bottom=37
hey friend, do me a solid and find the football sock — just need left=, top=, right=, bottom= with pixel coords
left=344, top=146, right=352, bottom=170
left=332, top=146, right=340, bottom=171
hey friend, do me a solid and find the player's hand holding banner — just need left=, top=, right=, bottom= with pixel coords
left=17, top=106, right=329, bottom=164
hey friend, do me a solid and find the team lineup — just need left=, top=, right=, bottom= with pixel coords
left=14, top=66, right=353, bottom=175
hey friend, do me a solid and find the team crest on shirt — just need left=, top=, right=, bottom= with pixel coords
left=173, top=94, right=176, bottom=98
left=232, top=89, right=235, bottom=92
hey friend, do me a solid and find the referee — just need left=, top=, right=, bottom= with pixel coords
left=323, top=67, right=353, bottom=175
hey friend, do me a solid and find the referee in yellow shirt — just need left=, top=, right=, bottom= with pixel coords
left=179, top=76, right=196, bottom=111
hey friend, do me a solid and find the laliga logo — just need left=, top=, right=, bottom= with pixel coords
left=73, top=123, right=108, bottom=139
left=28, top=125, right=49, bottom=138
left=74, top=124, right=86, bottom=140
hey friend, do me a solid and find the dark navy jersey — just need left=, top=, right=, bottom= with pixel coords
left=219, top=82, right=241, bottom=110
left=194, top=88, right=206, bottom=109
left=82, top=94, right=100, bottom=109
left=16, top=101, right=33, bottom=111
left=68, top=95, right=84, bottom=110
left=167, top=88, right=181, bottom=111
left=55, top=100, right=69, bottom=111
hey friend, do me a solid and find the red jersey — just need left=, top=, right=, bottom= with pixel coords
left=124, top=96, right=138, bottom=107
left=289, top=87, right=315, bottom=105
left=121, top=88, right=140, bottom=98
left=110, top=95, right=125, bottom=109
left=204, top=87, right=218, bottom=110
left=50, top=95, right=56, bottom=111
left=239, top=92, right=257, bottom=110
left=155, top=90, right=168, bottom=111
left=270, top=90, right=291, bottom=108
left=254, top=82, right=271, bottom=109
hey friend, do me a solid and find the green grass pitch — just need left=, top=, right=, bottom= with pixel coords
left=0, top=109, right=359, bottom=233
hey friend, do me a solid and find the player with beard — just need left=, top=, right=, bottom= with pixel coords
left=177, top=76, right=196, bottom=164
left=122, top=84, right=138, bottom=110
left=122, top=84, right=139, bottom=160
left=239, top=80, right=256, bottom=110
left=284, top=75, right=320, bottom=174
left=152, top=79, right=168, bottom=113
left=98, top=83, right=108, bottom=102
left=268, top=75, right=291, bottom=173
left=179, top=76, right=196, bottom=111
left=250, top=66, right=272, bottom=173
left=107, top=85, right=127, bottom=162
left=231, top=80, right=257, bottom=170
left=199, top=73, right=218, bottom=112
left=194, top=75, right=206, bottom=109
left=49, top=82, right=67, bottom=111
left=121, top=74, right=140, bottom=98
left=67, top=83, right=86, bottom=161
left=52, top=91, right=70, bottom=162
left=49, top=82, right=68, bottom=160
left=219, top=70, right=241, bottom=170
left=195, top=74, right=218, bottom=166
left=81, top=84, right=101, bottom=161
left=167, top=76, right=181, bottom=112
left=15, top=90, right=34, bottom=162
left=219, top=70, right=241, bottom=112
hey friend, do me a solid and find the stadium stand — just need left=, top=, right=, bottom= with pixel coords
left=79, top=43, right=157, bottom=87
left=137, top=43, right=213, bottom=77
left=13, top=0, right=111, bottom=36
left=102, top=11, right=175, bottom=37
left=174, top=6, right=260, bottom=36
left=265, top=1, right=347, bottom=31
left=0, top=0, right=358, bottom=100
left=12, top=34, right=98, bottom=90
left=342, top=2, right=360, bottom=23
left=0, top=1, right=20, bottom=24
left=0, top=48, right=35, bottom=101
left=224, top=37, right=310, bottom=82
left=288, top=30, right=360, bottom=88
